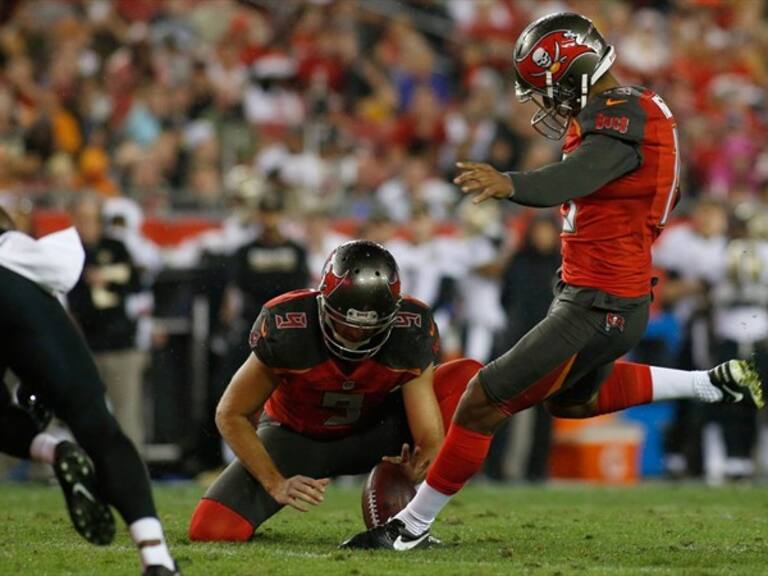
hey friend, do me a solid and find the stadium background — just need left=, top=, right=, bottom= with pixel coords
left=1, top=0, right=767, bottom=488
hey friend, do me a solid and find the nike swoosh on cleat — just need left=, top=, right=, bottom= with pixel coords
left=392, top=533, right=429, bottom=551
left=72, top=482, right=96, bottom=503
left=606, top=98, right=627, bottom=106
left=722, top=383, right=743, bottom=402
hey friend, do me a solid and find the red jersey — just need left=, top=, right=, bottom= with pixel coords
left=249, top=290, right=439, bottom=438
left=560, top=86, right=680, bottom=298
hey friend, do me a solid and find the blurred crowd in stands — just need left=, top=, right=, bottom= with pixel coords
left=1, top=0, right=767, bottom=483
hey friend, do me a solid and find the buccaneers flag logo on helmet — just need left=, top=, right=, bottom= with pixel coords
left=516, top=30, right=596, bottom=92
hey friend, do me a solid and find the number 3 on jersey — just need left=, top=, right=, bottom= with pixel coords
left=322, top=392, right=364, bottom=426
left=562, top=200, right=577, bottom=234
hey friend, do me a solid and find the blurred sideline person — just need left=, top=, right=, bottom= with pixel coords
left=102, top=197, right=161, bottom=371
left=706, top=208, right=768, bottom=481
left=102, top=197, right=163, bottom=281
left=213, top=192, right=309, bottom=462
left=342, top=12, right=766, bottom=550
left=376, top=154, right=458, bottom=223
left=67, top=194, right=145, bottom=450
left=455, top=199, right=506, bottom=363
left=188, top=241, right=480, bottom=541
left=358, top=207, right=398, bottom=248
left=0, top=207, right=179, bottom=575
left=386, top=204, right=445, bottom=307
left=388, top=203, right=460, bottom=340
left=303, top=206, right=350, bottom=285
left=653, top=198, right=729, bottom=477
left=221, top=192, right=310, bottom=368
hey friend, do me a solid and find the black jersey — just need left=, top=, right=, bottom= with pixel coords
left=68, top=237, right=140, bottom=352
left=231, top=238, right=309, bottom=322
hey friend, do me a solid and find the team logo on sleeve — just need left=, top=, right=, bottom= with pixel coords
left=249, top=316, right=268, bottom=347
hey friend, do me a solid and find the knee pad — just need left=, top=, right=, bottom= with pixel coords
left=188, top=498, right=253, bottom=542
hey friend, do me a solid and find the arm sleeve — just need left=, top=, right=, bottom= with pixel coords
left=395, top=303, right=441, bottom=372
left=506, top=134, right=642, bottom=207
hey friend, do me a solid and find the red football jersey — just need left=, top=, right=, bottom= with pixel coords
left=560, top=86, right=680, bottom=298
left=249, top=290, right=439, bottom=438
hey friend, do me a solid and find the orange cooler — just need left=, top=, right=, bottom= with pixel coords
left=549, top=416, right=644, bottom=484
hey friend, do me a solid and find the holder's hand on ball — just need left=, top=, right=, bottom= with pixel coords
left=382, top=443, right=430, bottom=484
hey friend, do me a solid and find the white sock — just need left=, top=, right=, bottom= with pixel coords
left=29, top=433, right=62, bottom=465
left=394, top=482, right=452, bottom=535
left=650, top=367, right=723, bottom=403
left=129, top=517, right=174, bottom=571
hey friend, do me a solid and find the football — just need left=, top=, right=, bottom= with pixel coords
left=361, top=462, right=417, bottom=529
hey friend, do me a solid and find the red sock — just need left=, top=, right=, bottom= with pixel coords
left=594, top=361, right=653, bottom=415
left=188, top=499, right=253, bottom=542
left=425, top=423, right=493, bottom=495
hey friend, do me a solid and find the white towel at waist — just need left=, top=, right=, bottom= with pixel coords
left=0, top=227, right=85, bottom=294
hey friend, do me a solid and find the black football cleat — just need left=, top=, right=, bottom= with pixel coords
left=143, top=562, right=181, bottom=576
left=53, top=441, right=115, bottom=546
left=708, top=358, right=765, bottom=409
left=340, top=519, right=440, bottom=551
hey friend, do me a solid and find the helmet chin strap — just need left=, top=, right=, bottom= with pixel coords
left=580, top=45, right=616, bottom=111
left=580, top=73, right=589, bottom=110
left=591, top=45, right=616, bottom=85
left=545, top=71, right=554, bottom=99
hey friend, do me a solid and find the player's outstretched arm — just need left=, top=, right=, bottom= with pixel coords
left=392, top=364, right=443, bottom=484
left=455, top=134, right=640, bottom=208
left=215, top=354, right=330, bottom=512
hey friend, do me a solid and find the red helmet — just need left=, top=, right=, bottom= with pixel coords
left=513, top=12, right=616, bottom=139
left=317, top=240, right=401, bottom=361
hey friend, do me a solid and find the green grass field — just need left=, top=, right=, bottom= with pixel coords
left=1, top=482, right=767, bottom=575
